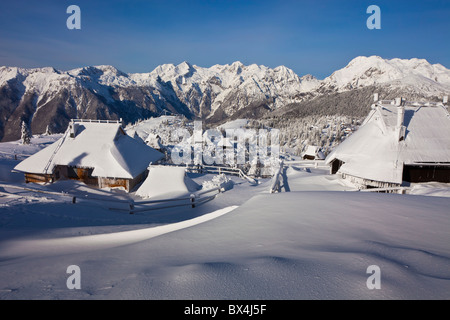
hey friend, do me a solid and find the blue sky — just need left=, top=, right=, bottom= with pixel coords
left=0, top=0, right=449, bottom=79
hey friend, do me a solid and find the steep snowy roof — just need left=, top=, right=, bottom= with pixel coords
left=326, top=100, right=450, bottom=184
left=14, top=120, right=164, bottom=179
left=304, top=145, right=325, bottom=160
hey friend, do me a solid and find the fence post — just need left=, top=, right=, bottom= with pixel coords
left=190, top=194, right=196, bottom=208
left=72, top=196, right=76, bottom=204
left=129, top=201, right=135, bottom=214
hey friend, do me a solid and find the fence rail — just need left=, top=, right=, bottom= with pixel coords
left=186, top=164, right=257, bottom=184
left=359, top=187, right=410, bottom=194
left=0, top=183, right=222, bottom=214
left=72, top=119, right=123, bottom=124
left=283, top=160, right=328, bottom=168
left=0, top=151, right=32, bottom=160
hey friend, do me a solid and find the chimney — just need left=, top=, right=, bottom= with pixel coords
left=397, top=105, right=405, bottom=127
left=396, top=103, right=405, bottom=141
left=373, top=93, right=379, bottom=102
left=444, top=96, right=448, bottom=105
left=69, top=120, right=78, bottom=138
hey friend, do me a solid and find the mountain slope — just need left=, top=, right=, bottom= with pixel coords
left=0, top=66, right=191, bottom=141
left=318, top=56, right=450, bottom=94
left=0, top=56, right=449, bottom=142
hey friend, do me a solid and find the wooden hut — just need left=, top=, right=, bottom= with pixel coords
left=302, top=145, right=325, bottom=160
left=325, top=98, right=450, bottom=188
left=14, top=119, right=164, bottom=192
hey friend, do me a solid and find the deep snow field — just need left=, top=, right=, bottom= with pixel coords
left=0, top=134, right=449, bottom=300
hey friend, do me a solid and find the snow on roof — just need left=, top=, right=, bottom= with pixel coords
left=14, top=120, right=164, bottom=179
left=135, top=165, right=199, bottom=199
left=304, top=145, right=325, bottom=159
left=326, top=101, right=450, bottom=184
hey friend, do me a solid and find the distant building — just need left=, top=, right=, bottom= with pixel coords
left=326, top=97, right=450, bottom=188
left=14, top=119, right=164, bottom=192
left=302, top=145, right=325, bottom=160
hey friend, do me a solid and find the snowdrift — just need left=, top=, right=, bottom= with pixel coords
left=120, top=191, right=449, bottom=299
left=135, top=166, right=200, bottom=199
left=1, top=191, right=448, bottom=299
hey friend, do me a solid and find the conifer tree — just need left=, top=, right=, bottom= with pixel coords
left=21, top=121, right=31, bottom=145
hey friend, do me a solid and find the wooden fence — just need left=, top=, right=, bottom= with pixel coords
left=186, top=164, right=257, bottom=185
left=0, top=151, right=32, bottom=160
left=0, top=183, right=222, bottom=214
left=359, top=187, right=410, bottom=194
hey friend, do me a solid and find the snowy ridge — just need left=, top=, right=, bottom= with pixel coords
left=321, top=56, right=450, bottom=94
left=2, top=56, right=449, bottom=99
left=0, top=205, right=238, bottom=258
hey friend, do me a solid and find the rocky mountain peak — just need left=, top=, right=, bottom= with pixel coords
left=0, top=56, right=449, bottom=142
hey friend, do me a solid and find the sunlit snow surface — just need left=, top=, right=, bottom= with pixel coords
left=0, top=136, right=449, bottom=299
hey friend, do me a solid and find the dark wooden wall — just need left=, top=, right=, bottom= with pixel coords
left=403, top=165, right=450, bottom=183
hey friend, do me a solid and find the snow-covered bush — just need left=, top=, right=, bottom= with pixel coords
left=202, top=174, right=234, bottom=191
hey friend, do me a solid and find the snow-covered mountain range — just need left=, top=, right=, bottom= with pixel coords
left=320, top=56, right=450, bottom=94
left=1, top=56, right=449, bottom=141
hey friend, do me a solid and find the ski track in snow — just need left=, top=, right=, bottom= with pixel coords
left=0, top=206, right=238, bottom=259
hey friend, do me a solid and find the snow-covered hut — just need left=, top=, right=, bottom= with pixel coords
left=136, top=165, right=199, bottom=199
left=325, top=98, right=450, bottom=188
left=14, top=119, right=164, bottom=191
left=302, top=145, right=325, bottom=160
